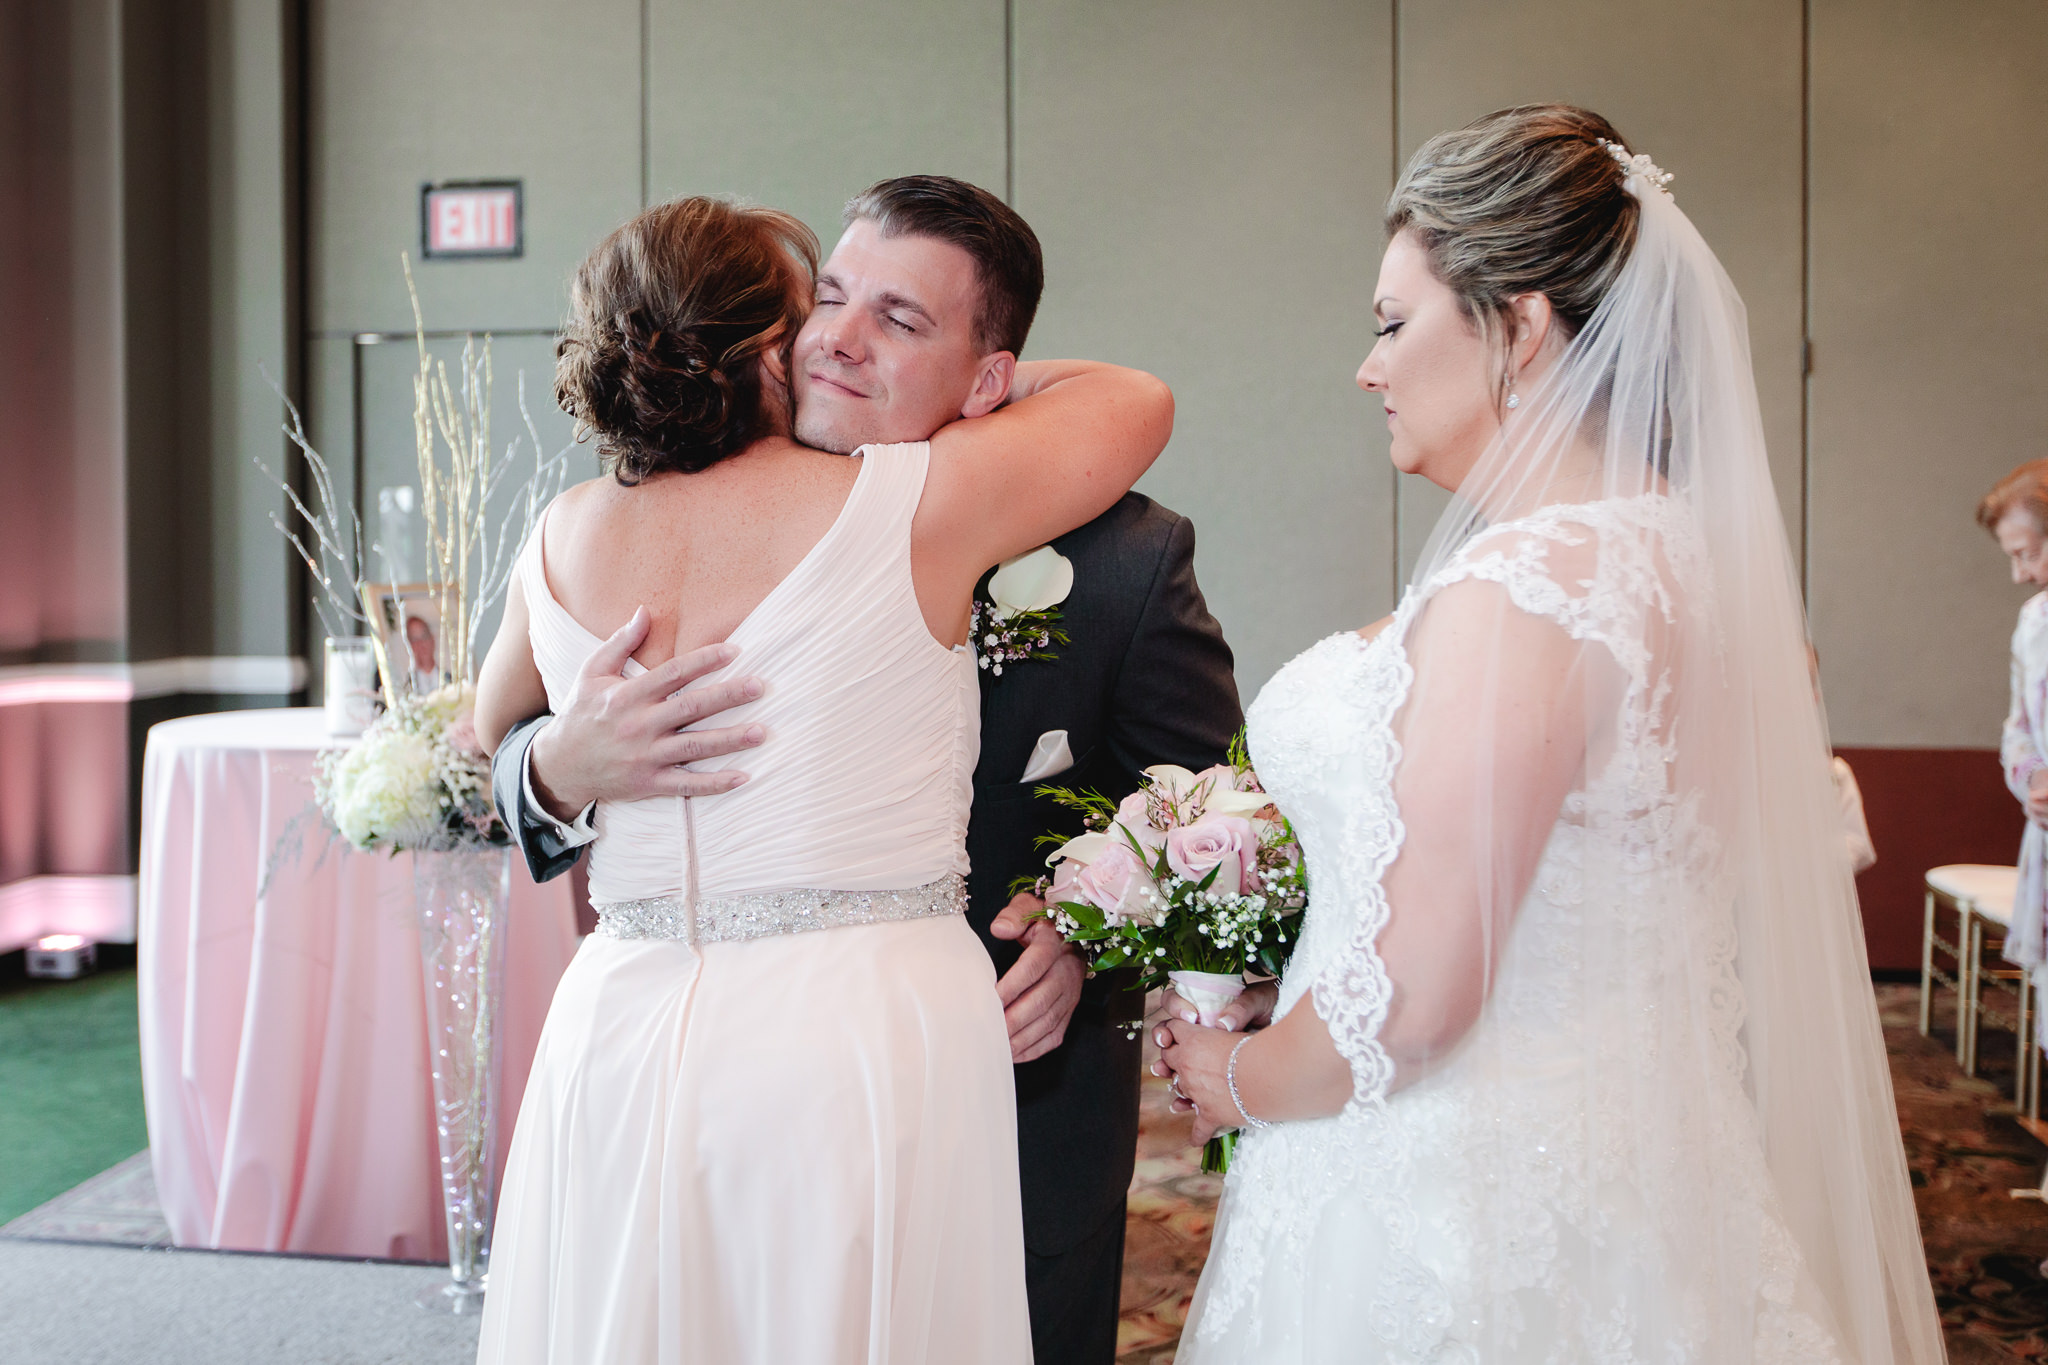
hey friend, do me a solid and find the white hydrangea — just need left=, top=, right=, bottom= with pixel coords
left=326, top=724, right=445, bottom=850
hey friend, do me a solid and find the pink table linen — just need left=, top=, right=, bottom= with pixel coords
left=137, top=708, right=580, bottom=1261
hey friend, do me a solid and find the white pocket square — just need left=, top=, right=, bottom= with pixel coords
left=1020, top=729, right=1074, bottom=783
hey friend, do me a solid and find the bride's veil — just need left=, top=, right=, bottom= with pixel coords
left=1379, top=137, right=1945, bottom=1359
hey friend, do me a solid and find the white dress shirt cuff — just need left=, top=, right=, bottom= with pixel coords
left=522, top=731, right=598, bottom=848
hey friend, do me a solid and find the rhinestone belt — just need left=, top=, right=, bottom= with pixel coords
left=592, top=874, right=967, bottom=946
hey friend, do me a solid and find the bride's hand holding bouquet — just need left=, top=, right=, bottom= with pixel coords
left=1026, top=733, right=1305, bottom=1170
left=1151, top=976, right=1280, bottom=1140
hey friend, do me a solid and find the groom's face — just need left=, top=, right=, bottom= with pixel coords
left=791, top=219, right=1002, bottom=454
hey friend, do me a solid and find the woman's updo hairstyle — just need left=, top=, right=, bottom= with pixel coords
left=1387, top=104, right=1641, bottom=365
left=556, top=197, right=819, bottom=484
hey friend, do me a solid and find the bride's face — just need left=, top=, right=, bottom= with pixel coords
left=1356, top=232, right=1503, bottom=491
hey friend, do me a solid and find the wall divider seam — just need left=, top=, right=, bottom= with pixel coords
left=638, top=0, right=650, bottom=209
left=1800, top=0, right=1813, bottom=606
left=1388, top=0, right=1402, bottom=614
left=1003, top=0, right=1015, bottom=206
left=287, top=0, right=312, bottom=672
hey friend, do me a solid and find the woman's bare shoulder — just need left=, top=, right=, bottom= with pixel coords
left=547, top=471, right=672, bottom=539
left=534, top=475, right=642, bottom=579
left=539, top=476, right=607, bottom=535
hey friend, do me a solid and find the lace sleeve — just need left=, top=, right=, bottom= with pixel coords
left=1264, top=633, right=1412, bottom=1101
left=1429, top=500, right=1696, bottom=691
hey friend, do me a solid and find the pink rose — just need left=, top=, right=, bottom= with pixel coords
left=1165, top=814, right=1259, bottom=897
left=1048, top=853, right=1086, bottom=904
left=1072, top=842, right=1165, bottom=928
left=1113, top=791, right=1166, bottom=853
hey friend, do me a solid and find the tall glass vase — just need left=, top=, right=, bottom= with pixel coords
left=411, top=844, right=510, bottom=1314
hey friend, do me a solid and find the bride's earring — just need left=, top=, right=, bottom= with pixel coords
left=1506, top=391, right=1520, bottom=410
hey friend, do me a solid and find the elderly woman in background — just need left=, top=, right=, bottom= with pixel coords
left=1980, top=460, right=2048, bottom=1029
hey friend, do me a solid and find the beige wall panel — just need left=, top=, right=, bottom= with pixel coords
left=206, top=0, right=298, bottom=657
left=349, top=336, right=588, bottom=517
left=1808, top=0, right=2048, bottom=748
left=1393, top=0, right=1806, bottom=585
left=646, top=0, right=1006, bottom=252
left=307, top=0, right=643, bottom=334
left=1014, top=0, right=1397, bottom=696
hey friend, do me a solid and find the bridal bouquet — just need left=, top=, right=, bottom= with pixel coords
left=1025, top=732, right=1306, bottom=1171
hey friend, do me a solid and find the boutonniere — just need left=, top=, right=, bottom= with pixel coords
left=974, top=545, right=1073, bottom=676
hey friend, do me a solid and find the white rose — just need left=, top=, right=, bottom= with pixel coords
left=987, top=546, right=1074, bottom=622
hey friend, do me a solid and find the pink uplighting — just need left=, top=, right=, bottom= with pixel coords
left=0, top=675, right=134, bottom=707
left=0, top=876, right=136, bottom=955
left=35, top=933, right=88, bottom=952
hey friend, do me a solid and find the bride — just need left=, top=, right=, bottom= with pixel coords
left=1156, top=105, right=1944, bottom=1362
left=471, top=196, right=1170, bottom=1362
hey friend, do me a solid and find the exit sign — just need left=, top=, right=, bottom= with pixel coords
left=421, top=181, right=522, bottom=259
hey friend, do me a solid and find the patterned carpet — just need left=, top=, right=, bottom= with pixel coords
left=1879, top=981, right=2048, bottom=1362
left=1115, top=984, right=2048, bottom=1363
left=1117, top=1043, right=1220, bottom=1364
left=0, top=1150, right=168, bottom=1248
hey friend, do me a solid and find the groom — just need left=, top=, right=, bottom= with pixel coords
left=492, top=175, right=1242, bottom=1363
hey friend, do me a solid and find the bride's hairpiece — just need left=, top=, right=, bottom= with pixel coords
left=1598, top=138, right=1675, bottom=197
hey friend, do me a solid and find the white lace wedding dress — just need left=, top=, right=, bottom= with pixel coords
left=1179, top=496, right=1847, bottom=1363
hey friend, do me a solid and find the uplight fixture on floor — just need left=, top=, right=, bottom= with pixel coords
left=25, top=934, right=96, bottom=979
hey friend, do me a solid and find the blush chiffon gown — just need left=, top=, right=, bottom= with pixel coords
left=475, top=443, right=1032, bottom=1364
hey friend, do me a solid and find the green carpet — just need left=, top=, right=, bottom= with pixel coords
left=0, top=950, right=148, bottom=1225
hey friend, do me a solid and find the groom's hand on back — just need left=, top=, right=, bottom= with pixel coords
left=528, top=606, right=769, bottom=821
left=990, top=892, right=1087, bottom=1064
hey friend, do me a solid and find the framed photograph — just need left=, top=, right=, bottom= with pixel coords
left=369, top=583, right=449, bottom=697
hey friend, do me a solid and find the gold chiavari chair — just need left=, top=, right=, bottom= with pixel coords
left=1923, top=864, right=2035, bottom=1117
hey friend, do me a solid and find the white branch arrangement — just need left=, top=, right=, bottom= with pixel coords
left=403, top=254, right=568, bottom=699
left=256, top=253, right=569, bottom=711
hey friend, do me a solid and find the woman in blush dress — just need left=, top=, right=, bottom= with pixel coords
left=470, top=197, right=1172, bottom=1364
left=1156, top=105, right=1943, bottom=1363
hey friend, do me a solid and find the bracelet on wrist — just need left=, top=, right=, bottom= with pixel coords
left=1226, top=1034, right=1270, bottom=1130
